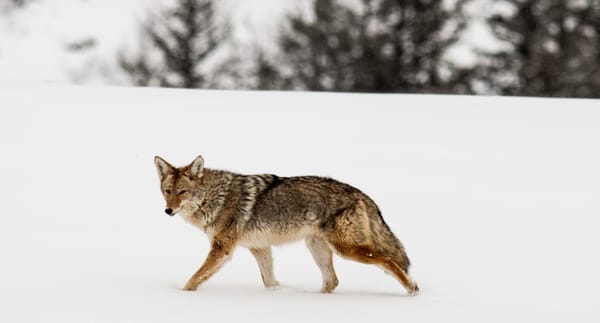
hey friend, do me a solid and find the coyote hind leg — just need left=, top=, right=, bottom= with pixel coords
left=377, top=254, right=419, bottom=295
left=327, top=200, right=418, bottom=294
left=305, top=236, right=339, bottom=293
left=249, top=247, right=280, bottom=288
left=331, top=243, right=419, bottom=295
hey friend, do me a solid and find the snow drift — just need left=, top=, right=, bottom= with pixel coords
left=1, top=85, right=599, bottom=322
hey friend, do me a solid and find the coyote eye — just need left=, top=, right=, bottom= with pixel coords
left=165, top=189, right=171, bottom=194
left=178, top=190, right=187, bottom=196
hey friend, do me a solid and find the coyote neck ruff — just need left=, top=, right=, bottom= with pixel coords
left=154, top=155, right=419, bottom=295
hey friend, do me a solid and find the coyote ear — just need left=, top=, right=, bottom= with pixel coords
left=154, top=156, right=174, bottom=181
left=190, top=155, right=205, bottom=179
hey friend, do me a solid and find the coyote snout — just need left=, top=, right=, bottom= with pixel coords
left=153, top=155, right=419, bottom=295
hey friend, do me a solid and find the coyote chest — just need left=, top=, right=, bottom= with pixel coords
left=178, top=207, right=216, bottom=237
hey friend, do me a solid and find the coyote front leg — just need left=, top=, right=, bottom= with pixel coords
left=250, top=247, right=279, bottom=288
left=182, top=240, right=235, bottom=291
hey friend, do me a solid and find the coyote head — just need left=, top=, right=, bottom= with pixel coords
left=154, top=155, right=205, bottom=216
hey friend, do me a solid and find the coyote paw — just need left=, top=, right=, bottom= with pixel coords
left=320, top=278, right=339, bottom=294
left=182, top=282, right=198, bottom=291
left=264, top=280, right=280, bottom=288
left=407, top=282, right=419, bottom=296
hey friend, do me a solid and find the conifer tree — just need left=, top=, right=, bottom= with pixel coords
left=482, top=0, right=600, bottom=97
left=120, top=0, right=221, bottom=88
left=268, top=0, right=467, bottom=93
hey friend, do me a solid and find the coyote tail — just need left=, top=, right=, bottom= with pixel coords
left=366, top=201, right=411, bottom=273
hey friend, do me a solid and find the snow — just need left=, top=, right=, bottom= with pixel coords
left=444, top=0, right=511, bottom=68
left=1, top=85, right=600, bottom=322
left=0, top=0, right=148, bottom=84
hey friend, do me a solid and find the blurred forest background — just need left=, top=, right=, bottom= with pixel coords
left=1, top=0, right=599, bottom=97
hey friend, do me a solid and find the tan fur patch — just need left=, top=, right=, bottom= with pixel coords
left=238, top=227, right=318, bottom=248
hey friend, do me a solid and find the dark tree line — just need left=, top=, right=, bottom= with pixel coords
left=267, top=0, right=467, bottom=93
left=480, top=0, right=600, bottom=97
left=121, top=0, right=600, bottom=98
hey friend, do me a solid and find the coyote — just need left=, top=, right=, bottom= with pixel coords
left=154, top=155, right=418, bottom=294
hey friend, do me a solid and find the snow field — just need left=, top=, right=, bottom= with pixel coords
left=0, top=85, right=599, bottom=322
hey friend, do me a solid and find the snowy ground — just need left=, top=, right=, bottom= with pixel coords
left=1, top=85, right=599, bottom=322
